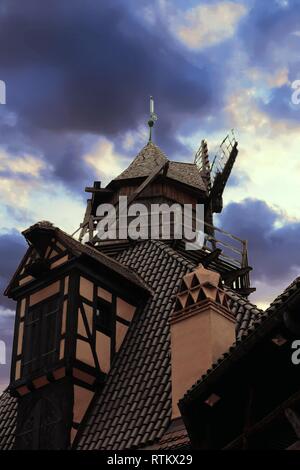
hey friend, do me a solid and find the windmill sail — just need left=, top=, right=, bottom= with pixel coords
left=210, top=131, right=237, bottom=186
left=209, top=130, right=238, bottom=213
left=195, top=131, right=238, bottom=213
left=194, top=139, right=211, bottom=192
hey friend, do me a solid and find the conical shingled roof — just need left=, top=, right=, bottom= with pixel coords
left=112, top=142, right=207, bottom=192
left=114, top=142, right=168, bottom=180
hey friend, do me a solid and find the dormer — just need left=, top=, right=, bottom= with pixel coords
left=5, top=221, right=150, bottom=449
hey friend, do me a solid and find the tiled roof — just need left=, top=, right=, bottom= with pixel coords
left=180, top=276, right=300, bottom=406
left=0, top=236, right=264, bottom=451
left=167, top=162, right=206, bottom=192
left=0, top=391, right=17, bottom=450
left=112, top=142, right=206, bottom=192
left=76, top=240, right=261, bottom=450
left=225, top=288, right=262, bottom=339
left=266, top=276, right=300, bottom=313
left=114, top=142, right=168, bottom=180
left=145, top=418, right=190, bottom=450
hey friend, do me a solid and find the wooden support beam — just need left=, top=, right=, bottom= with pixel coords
left=127, top=160, right=169, bottom=206
left=85, top=187, right=113, bottom=194
left=162, top=161, right=169, bottom=177
left=222, top=266, right=252, bottom=284
left=285, top=408, right=300, bottom=438
left=235, top=287, right=256, bottom=297
left=201, top=249, right=222, bottom=268
left=88, top=215, right=94, bottom=243
left=78, top=199, right=92, bottom=242
left=225, top=389, right=300, bottom=449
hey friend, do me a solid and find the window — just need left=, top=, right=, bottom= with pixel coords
left=22, top=295, right=61, bottom=376
left=95, top=298, right=111, bottom=336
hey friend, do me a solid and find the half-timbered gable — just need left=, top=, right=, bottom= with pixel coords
left=3, top=221, right=149, bottom=449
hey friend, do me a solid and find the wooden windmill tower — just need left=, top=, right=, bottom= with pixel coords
left=74, top=101, right=253, bottom=297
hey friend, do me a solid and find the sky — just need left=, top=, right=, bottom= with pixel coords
left=1, top=0, right=300, bottom=390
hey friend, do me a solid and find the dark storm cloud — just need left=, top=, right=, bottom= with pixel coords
left=238, top=0, right=300, bottom=69
left=219, top=198, right=300, bottom=282
left=0, top=0, right=224, bottom=187
left=237, top=0, right=300, bottom=123
left=0, top=109, right=95, bottom=191
left=0, top=229, right=27, bottom=310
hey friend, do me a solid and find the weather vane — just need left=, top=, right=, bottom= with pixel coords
left=148, top=96, right=158, bottom=142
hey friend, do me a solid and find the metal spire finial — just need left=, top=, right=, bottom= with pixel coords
left=148, top=96, right=158, bottom=142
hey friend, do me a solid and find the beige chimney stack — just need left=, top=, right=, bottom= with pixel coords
left=170, top=265, right=236, bottom=418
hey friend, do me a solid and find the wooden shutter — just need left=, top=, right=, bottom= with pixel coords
left=22, top=295, right=60, bottom=377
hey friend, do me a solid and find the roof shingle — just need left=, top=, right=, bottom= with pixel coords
left=112, top=142, right=206, bottom=192
left=0, top=391, right=17, bottom=450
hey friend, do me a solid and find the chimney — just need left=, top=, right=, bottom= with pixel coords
left=170, top=264, right=235, bottom=418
